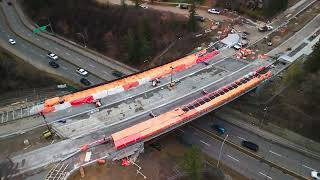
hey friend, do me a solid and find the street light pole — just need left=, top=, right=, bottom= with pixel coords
left=217, top=134, right=228, bottom=168
left=170, top=66, right=174, bottom=87
left=76, top=33, right=87, bottom=48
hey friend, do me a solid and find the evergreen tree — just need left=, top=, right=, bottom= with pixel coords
left=134, top=0, right=140, bottom=8
left=188, top=0, right=197, bottom=32
left=304, top=40, right=320, bottom=73
left=121, top=0, right=126, bottom=8
left=179, top=146, right=204, bottom=180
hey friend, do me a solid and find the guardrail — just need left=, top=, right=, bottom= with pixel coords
left=189, top=124, right=308, bottom=180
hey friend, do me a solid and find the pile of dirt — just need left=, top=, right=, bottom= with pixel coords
left=21, top=0, right=196, bottom=69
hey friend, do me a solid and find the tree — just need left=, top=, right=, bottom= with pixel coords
left=263, top=0, right=288, bottom=18
left=179, top=146, right=204, bottom=180
left=121, top=0, right=126, bottom=8
left=134, top=0, right=140, bottom=8
left=188, top=0, right=197, bottom=32
left=304, top=40, right=320, bottom=73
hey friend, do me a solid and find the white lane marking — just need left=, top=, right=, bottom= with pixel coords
left=36, top=38, right=40, bottom=41
left=302, top=164, right=315, bottom=171
left=28, top=34, right=31, bottom=36
left=89, top=64, right=95, bottom=68
left=61, top=66, right=68, bottom=70
left=259, top=172, right=272, bottom=179
left=238, top=136, right=246, bottom=141
left=55, top=47, right=59, bottom=51
left=102, top=71, right=109, bottom=74
left=200, top=140, right=210, bottom=147
left=227, top=155, right=239, bottom=162
left=66, top=52, right=71, bottom=56
left=40, top=55, right=45, bottom=58
left=269, top=150, right=282, bottom=157
left=21, top=44, right=26, bottom=48
left=76, top=57, right=82, bottom=61
left=45, top=42, right=49, bottom=46
left=1, top=30, right=5, bottom=32
left=6, top=34, right=9, bottom=37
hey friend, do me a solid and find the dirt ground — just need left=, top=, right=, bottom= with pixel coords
left=0, top=125, right=60, bottom=158
left=68, top=134, right=246, bottom=180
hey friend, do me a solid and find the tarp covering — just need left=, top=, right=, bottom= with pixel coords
left=70, top=96, right=94, bottom=106
left=111, top=71, right=273, bottom=149
left=196, top=50, right=219, bottom=63
left=221, top=33, right=240, bottom=48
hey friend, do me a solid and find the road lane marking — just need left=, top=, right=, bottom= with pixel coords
left=237, top=136, right=246, bottom=141
left=55, top=47, right=60, bottom=51
left=259, top=172, right=272, bottom=179
left=200, top=140, right=210, bottom=147
left=45, top=42, right=49, bottom=46
left=177, top=129, right=185, bottom=133
left=76, top=57, right=82, bottom=61
left=36, top=38, right=40, bottom=41
left=61, top=66, right=68, bottom=70
left=89, top=64, right=95, bottom=68
left=269, top=150, right=282, bottom=157
left=21, top=44, right=26, bottom=48
left=66, top=52, right=71, bottom=56
left=28, top=34, right=31, bottom=36
left=227, top=155, right=239, bottom=162
left=302, top=164, right=315, bottom=171
left=102, top=71, right=109, bottom=74
left=40, top=55, right=45, bottom=58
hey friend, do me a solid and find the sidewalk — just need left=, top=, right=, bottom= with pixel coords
left=13, top=0, right=138, bottom=75
left=214, top=107, right=320, bottom=160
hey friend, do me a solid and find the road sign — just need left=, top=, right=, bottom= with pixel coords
left=33, top=25, right=48, bottom=33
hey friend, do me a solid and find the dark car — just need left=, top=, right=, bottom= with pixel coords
left=112, top=71, right=125, bottom=78
left=211, top=124, right=225, bottom=134
left=241, top=141, right=259, bottom=152
left=80, top=78, right=91, bottom=86
left=7, top=2, right=12, bottom=6
left=49, top=61, right=59, bottom=68
left=195, top=15, right=205, bottom=22
left=179, top=4, right=188, bottom=9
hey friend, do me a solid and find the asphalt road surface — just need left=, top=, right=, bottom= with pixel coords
left=176, top=125, right=294, bottom=180
left=0, top=5, right=105, bottom=86
left=1, top=0, right=118, bottom=81
left=192, top=117, right=320, bottom=179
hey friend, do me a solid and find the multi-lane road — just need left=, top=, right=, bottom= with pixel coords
left=0, top=0, right=137, bottom=86
left=185, top=116, right=320, bottom=179
left=1, top=0, right=319, bottom=179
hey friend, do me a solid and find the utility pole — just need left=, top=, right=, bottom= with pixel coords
left=170, top=66, right=175, bottom=87
left=217, top=134, right=228, bottom=168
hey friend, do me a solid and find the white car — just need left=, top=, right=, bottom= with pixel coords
left=140, top=4, right=148, bottom=9
left=76, top=68, right=88, bottom=76
left=311, top=171, right=320, bottom=179
left=208, top=8, right=220, bottom=15
left=47, top=53, right=59, bottom=60
left=233, top=43, right=242, bottom=50
left=8, top=39, right=16, bottom=45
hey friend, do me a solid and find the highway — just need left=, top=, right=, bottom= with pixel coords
left=190, top=116, right=320, bottom=178
left=0, top=5, right=105, bottom=86
left=1, top=0, right=125, bottom=82
left=176, top=126, right=293, bottom=180
left=1, top=0, right=319, bottom=179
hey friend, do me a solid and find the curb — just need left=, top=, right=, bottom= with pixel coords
left=215, top=108, right=320, bottom=160
left=14, top=0, right=138, bottom=75
left=190, top=124, right=308, bottom=180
